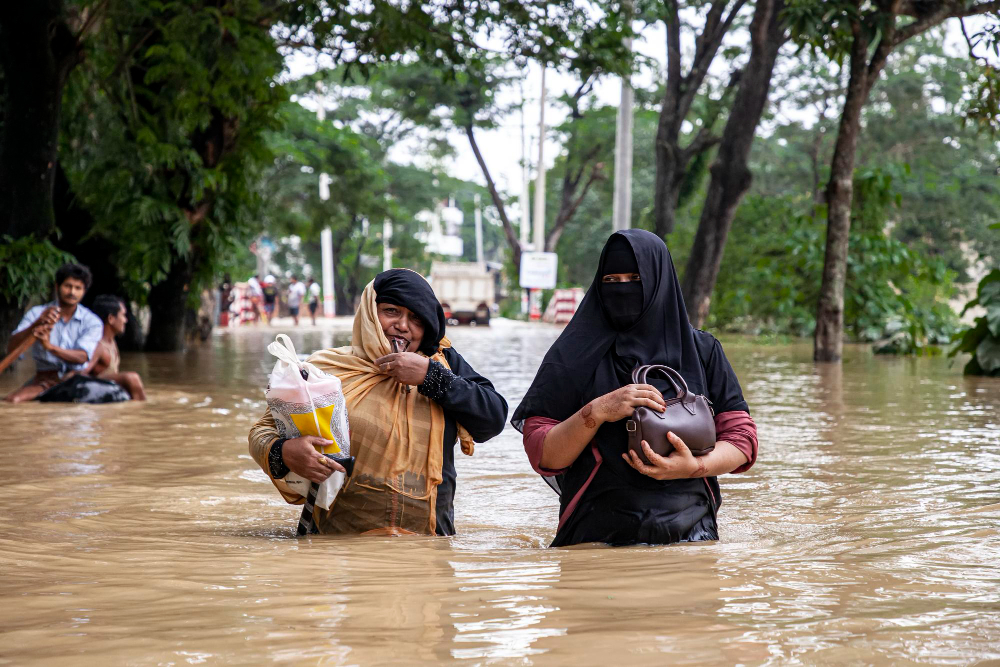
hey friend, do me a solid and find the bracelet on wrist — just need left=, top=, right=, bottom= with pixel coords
left=268, top=438, right=290, bottom=479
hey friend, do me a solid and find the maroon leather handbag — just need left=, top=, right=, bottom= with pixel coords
left=626, top=364, right=716, bottom=465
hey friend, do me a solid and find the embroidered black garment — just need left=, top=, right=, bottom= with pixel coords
left=418, top=359, right=456, bottom=402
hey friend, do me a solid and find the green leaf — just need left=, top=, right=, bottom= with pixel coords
left=975, top=335, right=1000, bottom=373
left=987, top=304, right=1000, bottom=338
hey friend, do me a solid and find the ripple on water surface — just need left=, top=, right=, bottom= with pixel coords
left=1, top=321, right=999, bottom=665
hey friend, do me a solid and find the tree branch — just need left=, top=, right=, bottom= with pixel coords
left=680, top=0, right=749, bottom=121
left=666, top=0, right=682, bottom=101
left=894, top=0, right=1000, bottom=47
left=683, top=125, right=722, bottom=161
left=547, top=162, right=605, bottom=252
left=867, top=0, right=902, bottom=84
left=464, top=123, right=521, bottom=268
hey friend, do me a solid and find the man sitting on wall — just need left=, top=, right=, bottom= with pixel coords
left=4, top=264, right=104, bottom=403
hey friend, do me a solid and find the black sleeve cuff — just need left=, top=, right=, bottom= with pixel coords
left=268, top=438, right=290, bottom=479
left=418, top=359, right=457, bottom=402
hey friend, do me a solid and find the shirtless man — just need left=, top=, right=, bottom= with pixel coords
left=82, top=295, right=146, bottom=400
left=4, top=264, right=103, bottom=403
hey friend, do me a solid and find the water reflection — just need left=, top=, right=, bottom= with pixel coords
left=1, top=321, right=999, bottom=664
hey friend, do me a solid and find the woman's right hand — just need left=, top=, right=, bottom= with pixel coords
left=282, top=436, right=346, bottom=483
left=594, top=384, right=666, bottom=423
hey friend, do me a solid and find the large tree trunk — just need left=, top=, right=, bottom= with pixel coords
left=464, top=124, right=522, bottom=273
left=652, top=0, right=746, bottom=237
left=53, top=165, right=145, bottom=350
left=681, top=0, right=786, bottom=328
left=652, top=137, right=686, bottom=237
left=0, top=1, right=77, bottom=238
left=144, top=258, right=194, bottom=352
left=0, top=1, right=79, bottom=353
left=814, top=11, right=896, bottom=362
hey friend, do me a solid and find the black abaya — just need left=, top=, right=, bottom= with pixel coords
left=511, top=230, right=749, bottom=547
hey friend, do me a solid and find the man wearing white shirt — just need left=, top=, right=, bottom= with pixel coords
left=286, top=275, right=307, bottom=326
left=5, top=264, right=104, bottom=403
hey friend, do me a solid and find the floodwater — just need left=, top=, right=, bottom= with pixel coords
left=1, top=319, right=999, bottom=666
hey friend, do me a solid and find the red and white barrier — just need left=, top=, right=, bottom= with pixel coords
left=542, top=288, right=585, bottom=325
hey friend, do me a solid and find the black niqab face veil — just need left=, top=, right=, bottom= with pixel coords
left=598, top=236, right=643, bottom=331
left=373, top=268, right=447, bottom=356
left=511, top=229, right=706, bottom=431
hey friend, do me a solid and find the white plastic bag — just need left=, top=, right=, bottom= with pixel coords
left=265, top=334, right=351, bottom=510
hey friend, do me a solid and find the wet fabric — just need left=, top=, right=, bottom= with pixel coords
left=599, top=236, right=645, bottom=331
left=36, top=374, right=130, bottom=403
left=305, top=271, right=473, bottom=536
left=14, top=303, right=103, bottom=376
left=428, top=347, right=508, bottom=535
left=374, top=269, right=447, bottom=356
left=511, top=229, right=750, bottom=547
left=248, top=343, right=507, bottom=536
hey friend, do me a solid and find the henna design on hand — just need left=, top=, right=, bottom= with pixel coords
left=581, top=403, right=597, bottom=429
left=693, top=457, right=707, bottom=478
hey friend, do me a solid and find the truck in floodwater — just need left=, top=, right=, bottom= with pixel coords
left=428, top=261, right=496, bottom=325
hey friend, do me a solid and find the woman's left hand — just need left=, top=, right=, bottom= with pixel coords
left=623, top=431, right=706, bottom=480
left=375, top=352, right=430, bottom=386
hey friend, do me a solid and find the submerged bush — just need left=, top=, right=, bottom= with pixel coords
left=950, top=269, right=1000, bottom=376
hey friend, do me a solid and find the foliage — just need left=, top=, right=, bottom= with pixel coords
left=0, top=236, right=75, bottom=306
left=704, top=169, right=958, bottom=351
left=963, top=20, right=1000, bottom=134
left=752, top=34, right=1000, bottom=280
left=61, top=0, right=286, bottom=305
left=260, top=98, right=497, bottom=312
left=276, top=0, right=630, bottom=76
left=950, top=268, right=1000, bottom=375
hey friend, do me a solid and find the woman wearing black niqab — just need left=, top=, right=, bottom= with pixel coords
left=513, top=230, right=758, bottom=547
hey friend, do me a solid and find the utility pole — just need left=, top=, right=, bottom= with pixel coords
left=316, top=87, right=335, bottom=317
left=612, top=2, right=634, bottom=232
left=519, top=84, right=532, bottom=315
left=473, top=193, right=484, bottom=264
left=382, top=220, right=393, bottom=271
left=530, top=66, right=548, bottom=321
left=519, top=84, right=531, bottom=250
left=532, top=66, right=547, bottom=252
left=320, top=228, right=335, bottom=317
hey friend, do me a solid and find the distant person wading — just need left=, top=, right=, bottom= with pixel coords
left=513, top=230, right=759, bottom=547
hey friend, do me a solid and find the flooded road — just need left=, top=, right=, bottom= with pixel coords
left=1, top=319, right=999, bottom=665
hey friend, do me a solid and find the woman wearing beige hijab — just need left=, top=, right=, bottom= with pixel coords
left=249, top=269, right=507, bottom=535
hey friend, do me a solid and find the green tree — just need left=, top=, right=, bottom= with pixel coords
left=680, top=0, right=788, bottom=327
left=785, top=0, right=1000, bottom=362
left=750, top=33, right=1000, bottom=280
left=62, top=0, right=285, bottom=351
left=0, top=0, right=98, bottom=351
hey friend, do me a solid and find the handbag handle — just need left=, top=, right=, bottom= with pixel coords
left=630, top=364, right=690, bottom=400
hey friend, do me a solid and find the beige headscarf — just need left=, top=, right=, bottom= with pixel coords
left=309, top=273, right=473, bottom=535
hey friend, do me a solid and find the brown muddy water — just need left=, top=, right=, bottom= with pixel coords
left=1, top=319, right=998, bottom=666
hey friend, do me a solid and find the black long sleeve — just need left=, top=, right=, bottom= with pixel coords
left=422, top=346, right=508, bottom=536
left=428, top=347, right=508, bottom=442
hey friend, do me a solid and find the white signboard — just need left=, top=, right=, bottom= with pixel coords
left=520, top=252, right=558, bottom=289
